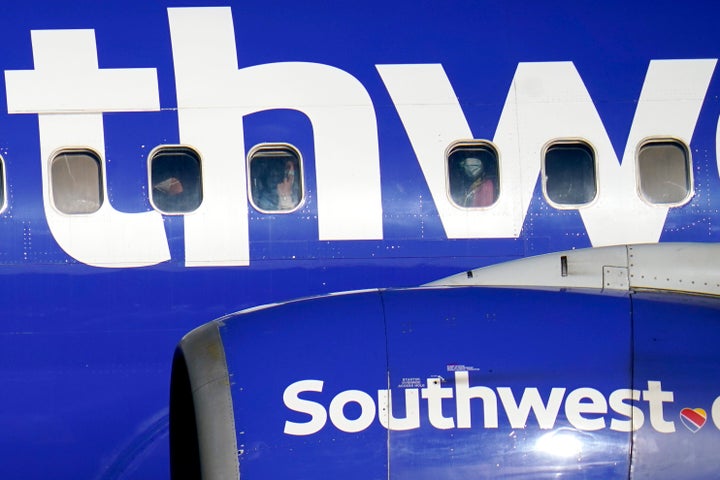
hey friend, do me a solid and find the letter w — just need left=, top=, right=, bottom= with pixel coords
left=378, top=60, right=715, bottom=246
left=497, top=387, right=565, bottom=429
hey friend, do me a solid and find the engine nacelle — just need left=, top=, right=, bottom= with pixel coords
left=170, top=287, right=720, bottom=479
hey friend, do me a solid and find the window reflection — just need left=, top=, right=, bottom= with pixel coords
left=51, top=150, right=103, bottom=214
left=637, top=140, right=691, bottom=204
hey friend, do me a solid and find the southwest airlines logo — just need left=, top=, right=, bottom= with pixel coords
left=680, top=408, right=707, bottom=433
left=282, top=371, right=720, bottom=436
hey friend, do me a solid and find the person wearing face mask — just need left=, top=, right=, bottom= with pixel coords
left=461, top=157, right=495, bottom=207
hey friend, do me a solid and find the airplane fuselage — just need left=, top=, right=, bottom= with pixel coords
left=1, top=1, right=719, bottom=479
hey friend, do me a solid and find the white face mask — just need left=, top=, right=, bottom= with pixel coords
left=463, top=159, right=484, bottom=179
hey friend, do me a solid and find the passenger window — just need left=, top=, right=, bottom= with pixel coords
left=249, top=145, right=303, bottom=212
left=637, top=140, right=691, bottom=204
left=544, top=142, right=597, bottom=206
left=150, top=147, right=203, bottom=214
left=51, top=150, right=103, bottom=214
left=447, top=142, right=499, bottom=208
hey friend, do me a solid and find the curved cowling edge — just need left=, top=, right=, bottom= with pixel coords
left=170, top=322, right=239, bottom=480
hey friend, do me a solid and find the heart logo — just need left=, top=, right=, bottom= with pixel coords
left=680, top=408, right=707, bottom=433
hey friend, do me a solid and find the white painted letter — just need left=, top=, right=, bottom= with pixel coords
left=5, top=30, right=169, bottom=267
left=380, top=60, right=715, bottom=246
left=454, top=371, right=498, bottom=428
left=283, top=379, right=327, bottom=435
left=642, top=380, right=675, bottom=433
left=421, top=377, right=455, bottom=429
left=564, top=387, right=607, bottom=431
left=378, top=388, right=420, bottom=431
left=378, top=64, right=523, bottom=239
left=329, top=389, right=376, bottom=433
left=497, top=387, right=565, bottom=429
left=579, top=59, right=716, bottom=246
left=609, top=388, right=643, bottom=432
left=711, top=395, right=720, bottom=430
left=169, top=7, right=382, bottom=267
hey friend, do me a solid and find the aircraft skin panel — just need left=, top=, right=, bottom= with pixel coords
left=382, top=288, right=632, bottom=479
left=0, top=1, right=718, bottom=478
left=188, top=288, right=634, bottom=478
left=217, top=291, right=389, bottom=479
left=631, top=294, right=720, bottom=478
left=183, top=287, right=720, bottom=479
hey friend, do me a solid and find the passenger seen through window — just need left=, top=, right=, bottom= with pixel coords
left=448, top=144, right=499, bottom=208
left=250, top=147, right=302, bottom=212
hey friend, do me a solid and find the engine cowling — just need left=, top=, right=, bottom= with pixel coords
left=170, top=286, right=720, bottom=479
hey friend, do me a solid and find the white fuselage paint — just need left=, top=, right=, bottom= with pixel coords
left=3, top=7, right=718, bottom=267
left=5, top=30, right=170, bottom=268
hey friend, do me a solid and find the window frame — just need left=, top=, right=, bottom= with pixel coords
left=49, top=147, right=105, bottom=215
left=635, top=137, right=693, bottom=206
left=541, top=139, right=599, bottom=209
left=247, top=143, right=305, bottom=214
left=445, top=140, right=501, bottom=209
left=148, top=145, right=204, bottom=215
left=0, top=155, right=7, bottom=214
